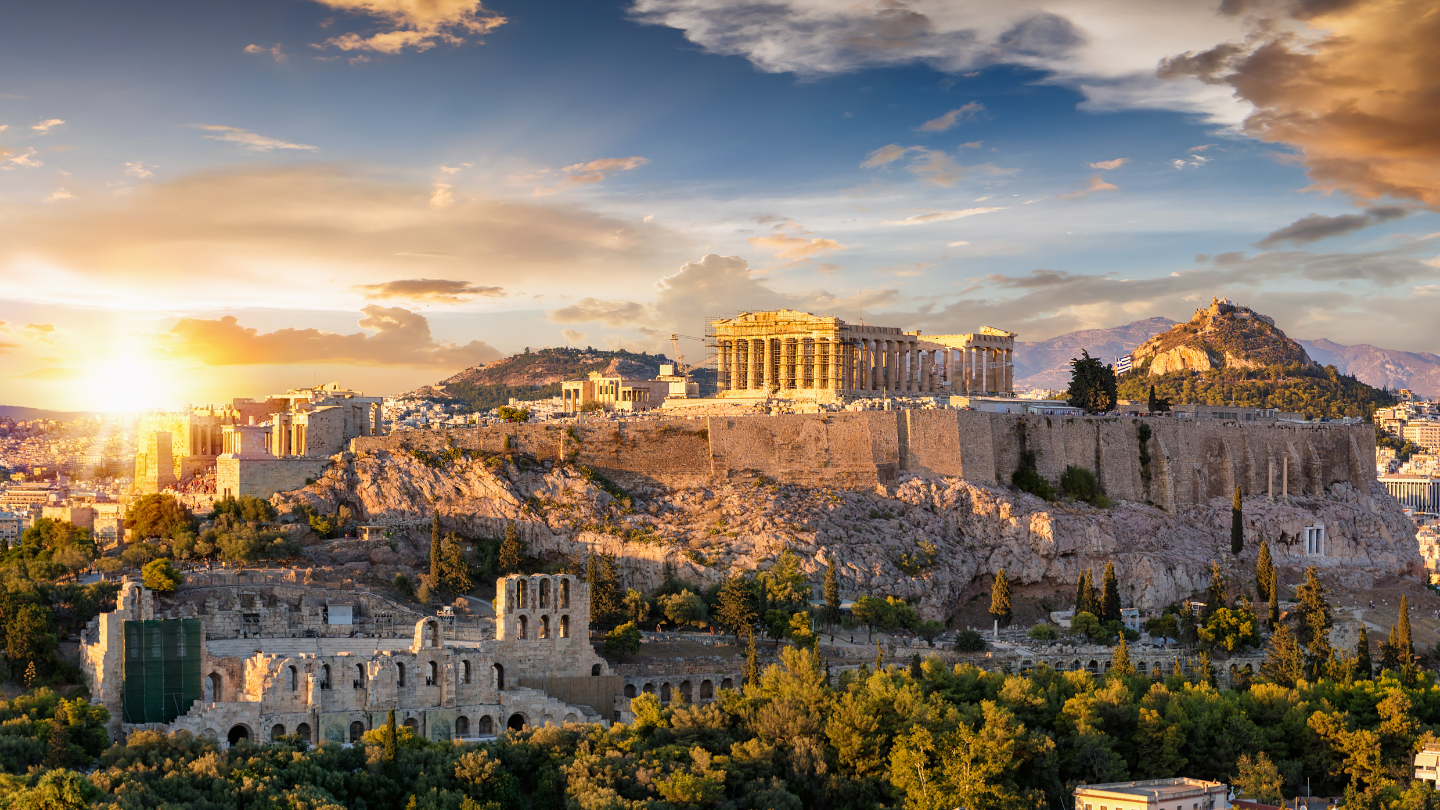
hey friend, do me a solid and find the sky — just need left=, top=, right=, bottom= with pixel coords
left=0, top=0, right=1437, bottom=411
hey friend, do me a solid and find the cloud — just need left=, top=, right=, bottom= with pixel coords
left=6, top=148, right=42, bottom=168
left=860, top=144, right=909, bottom=168
left=947, top=240, right=970, bottom=246
left=0, top=165, right=689, bottom=308
left=1057, top=175, right=1119, bottom=199
left=747, top=232, right=845, bottom=261
left=532, top=156, right=649, bottom=195
left=14, top=368, right=84, bottom=381
left=429, top=181, right=453, bottom=207
left=1088, top=158, right=1128, bottom=170
left=123, top=161, right=154, bottom=179
left=312, top=0, right=507, bottom=53
left=627, top=0, right=1256, bottom=125
left=31, top=119, right=64, bottom=134
left=159, top=306, right=502, bottom=367
left=23, top=323, right=56, bottom=343
left=916, top=102, right=987, bottom=132
left=192, top=125, right=318, bottom=152
left=352, top=278, right=505, bottom=302
left=562, top=329, right=587, bottom=343
left=1158, top=0, right=1440, bottom=209
left=244, top=43, right=288, bottom=61
left=547, top=298, right=649, bottom=326
left=1255, top=207, right=1410, bottom=248
left=881, top=206, right=1005, bottom=226
left=44, top=188, right=73, bottom=203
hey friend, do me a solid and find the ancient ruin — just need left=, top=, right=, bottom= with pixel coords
left=709, top=310, right=1016, bottom=400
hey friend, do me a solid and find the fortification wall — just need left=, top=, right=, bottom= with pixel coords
left=351, top=412, right=1374, bottom=508
left=219, top=456, right=332, bottom=499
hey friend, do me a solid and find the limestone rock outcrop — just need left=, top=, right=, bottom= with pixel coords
left=1148, top=346, right=1218, bottom=375
left=274, top=450, right=1422, bottom=621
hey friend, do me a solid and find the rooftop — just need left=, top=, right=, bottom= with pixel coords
left=1076, top=778, right=1226, bottom=799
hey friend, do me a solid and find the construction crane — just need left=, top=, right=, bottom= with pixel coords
left=669, top=334, right=707, bottom=375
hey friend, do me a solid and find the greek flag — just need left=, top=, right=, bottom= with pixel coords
left=1115, top=354, right=1133, bottom=375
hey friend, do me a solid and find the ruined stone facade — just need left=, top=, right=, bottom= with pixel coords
left=81, top=575, right=614, bottom=745
left=710, top=309, right=1016, bottom=400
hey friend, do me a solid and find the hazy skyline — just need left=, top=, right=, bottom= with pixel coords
left=1, top=0, right=1436, bottom=410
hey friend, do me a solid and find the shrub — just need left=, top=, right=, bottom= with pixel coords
left=1028, top=623, right=1059, bottom=641
left=954, top=630, right=987, bottom=652
left=1060, top=466, right=1112, bottom=508
left=604, top=622, right=641, bottom=658
left=1012, top=452, right=1057, bottom=500
left=141, top=558, right=182, bottom=593
left=1069, top=611, right=1102, bottom=640
left=394, top=573, right=414, bottom=597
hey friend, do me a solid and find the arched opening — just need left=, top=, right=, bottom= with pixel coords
left=288, top=665, right=298, bottom=691
left=271, top=724, right=285, bottom=742
left=539, top=578, right=551, bottom=609
left=721, top=678, right=733, bottom=690
left=1071, top=660, right=1081, bottom=672
left=642, top=682, right=654, bottom=694
left=355, top=664, right=365, bottom=689
left=296, top=723, right=311, bottom=742
left=456, top=716, right=470, bottom=737
left=561, top=616, right=571, bottom=638
left=1137, top=661, right=1148, bottom=674
left=206, top=672, right=222, bottom=702
left=462, top=660, right=471, bottom=684
left=397, top=663, right=406, bottom=687
left=679, top=680, right=692, bottom=704
left=540, top=615, right=550, bottom=639
left=428, top=620, right=441, bottom=648
left=563, top=713, right=577, bottom=724
left=403, top=718, right=419, bottom=733
left=517, top=579, right=528, bottom=608
left=507, top=713, right=526, bottom=732
left=479, top=715, right=494, bottom=735
left=1087, top=660, right=1098, bottom=673
left=560, top=579, right=570, bottom=608
left=660, top=683, right=672, bottom=705
left=624, top=684, right=636, bottom=698
left=591, top=663, right=601, bottom=676
left=493, top=663, right=504, bottom=691
left=518, top=615, right=528, bottom=639
left=700, top=680, right=713, bottom=700
left=321, top=664, right=331, bottom=690
left=227, top=725, right=250, bottom=745
left=1245, top=663, right=1254, bottom=673
left=427, top=660, right=438, bottom=686
left=349, top=721, right=365, bottom=742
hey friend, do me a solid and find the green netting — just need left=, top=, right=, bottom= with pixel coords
left=122, top=619, right=203, bottom=724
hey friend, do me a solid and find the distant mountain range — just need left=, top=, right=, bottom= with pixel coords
left=0, top=405, right=99, bottom=422
left=1016, top=319, right=1440, bottom=398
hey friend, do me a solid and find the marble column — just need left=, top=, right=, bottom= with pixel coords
left=909, top=342, right=920, bottom=394
left=1004, top=348, right=1014, bottom=395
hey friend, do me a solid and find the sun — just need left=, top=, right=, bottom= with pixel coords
left=72, top=346, right=182, bottom=413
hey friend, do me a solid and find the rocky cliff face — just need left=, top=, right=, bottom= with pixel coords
left=1133, top=299, right=1312, bottom=375
left=274, top=449, right=1422, bottom=620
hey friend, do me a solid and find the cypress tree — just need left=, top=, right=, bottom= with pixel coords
left=990, top=568, right=1013, bottom=627
left=1147, top=385, right=1158, bottom=412
left=1261, top=622, right=1305, bottom=688
left=1293, top=567, right=1332, bottom=647
left=1100, top=563, right=1121, bottom=623
left=438, top=532, right=472, bottom=594
left=1203, top=562, right=1226, bottom=620
left=1075, top=569, right=1096, bottom=616
left=429, top=511, right=441, bottom=586
left=1111, top=636, right=1136, bottom=677
left=909, top=653, right=924, bottom=681
left=717, top=576, right=757, bottom=642
left=824, top=558, right=840, bottom=635
left=1197, top=650, right=1217, bottom=687
left=384, top=708, right=397, bottom=764
left=1398, top=594, right=1415, bottom=678
left=1172, top=656, right=1185, bottom=681
left=1256, top=541, right=1274, bottom=603
left=1179, top=607, right=1198, bottom=647
left=1266, top=568, right=1279, bottom=628
left=497, top=522, right=523, bottom=576
left=743, top=631, right=759, bottom=687
left=1231, top=486, right=1244, bottom=555
left=1355, top=623, right=1373, bottom=679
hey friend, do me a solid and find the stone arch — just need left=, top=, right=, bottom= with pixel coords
left=350, top=721, right=365, bottom=742
left=679, top=680, right=692, bottom=704
left=561, top=616, right=571, bottom=638
left=288, top=665, right=298, bottom=691
left=591, top=663, right=601, bottom=676
left=563, top=713, right=578, bottom=724
left=403, top=718, right=419, bottom=732
left=1072, top=660, right=1081, bottom=671
left=540, top=578, right=551, bottom=609
left=1087, top=660, right=1098, bottom=673
left=1137, top=661, right=1148, bottom=674
left=462, top=660, right=471, bottom=684
left=518, top=615, right=528, bottom=639
left=560, top=579, right=570, bottom=609
left=660, top=683, right=672, bottom=704
left=120, top=582, right=144, bottom=616
left=1245, top=663, right=1254, bottom=673
left=507, top=713, right=526, bottom=731
left=355, top=663, right=365, bottom=688
left=642, top=682, right=654, bottom=694
left=321, top=664, right=331, bottom=689
left=271, top=724, right=285, bottom=742
left=456, top=716, right=470, bottom=737
left=479, top=715, right=494, bottom=735
left=296, top=722, right=311, bottom=742
left=427, top=660, right=438, bottom=685
left=721, top=678, right=733, bottom=690
left=493, top=663, right=504, bottom=690
left=542, top=714, right=556, bottom=727
left=700, top=679, right=713, bottom=700
left=540, top=615, right=550, bottom=639
left=517, top=579, right=528, bottom=608
left=206, top=672, right=222, bottom=702
left=624, top=684, right=636, bottom=698
left=414, top=617, right=443, bottom=649
left=397, top=662, right=406, bottom=687
left=227, top=724, right=251, bottom=745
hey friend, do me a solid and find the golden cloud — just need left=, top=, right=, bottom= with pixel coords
left=313, top=0, right=507, bottom=53
left=1057, top=175, right=1120, bottom=200
left=159, top=306, right=503, bottom=367
left=1160, top=0, right=1440, bottom=208
left=746, top=232, right=846, bottom=261
left=352, top=278, right=505, bottom=302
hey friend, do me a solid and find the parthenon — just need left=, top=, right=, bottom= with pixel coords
left=709, top=310, right=1016, bottom=399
